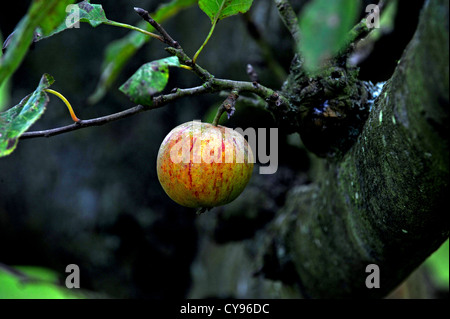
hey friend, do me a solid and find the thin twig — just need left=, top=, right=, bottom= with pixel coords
left=165, top=47, right=212, bottom=82
left=138, top=8, right=289, bottom=106
left=134, top=7, right=180, bottom=49
left=20, top=86, right=208, bottom=139
left=219, top=91, right=267, bottom=110
left=341, top=0, right=386, bottom=57
left=20, top=105, right=147, bottom=139
left=213, top=78, right=289, bottom=107
left=274, top=0, right=301, bottom=45
left=164, top=46, right=289, bottom=110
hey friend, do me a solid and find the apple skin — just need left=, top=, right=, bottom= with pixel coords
left=157, top=121, right=254, bottom=208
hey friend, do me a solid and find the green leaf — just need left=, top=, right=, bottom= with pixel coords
left=298, top=0, right=360, bottom=74
left=425, top=239, right=449, bottom=290
left=77, top=1, right=108, bottom=27
left=34, top=1, right=109, bottom=42
left=0, top=74, right=54, bottom=157
left=37, top=0, right=76, bottom=36
left=88, top=0, right=197, bottom=105
left=0, top=0, right=63, bottom=86
left=0, top=75, right=10, bottom=112
left=0, top=265, right=82, bottom=299
left=119, top=57, right=180, bottom=106
left=0, top=32, right=11, bottom=112
left=199, top=0, right=254, bottom=23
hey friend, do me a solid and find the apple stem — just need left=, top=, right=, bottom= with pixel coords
left=212, top=105, right=226, bottom=126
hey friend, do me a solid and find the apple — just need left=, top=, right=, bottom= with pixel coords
left=156, top=121, right=254, bottom=209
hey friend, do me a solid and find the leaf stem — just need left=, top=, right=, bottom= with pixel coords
left=193, top=21, right=217, bottom=64
left=180, top=64, right=193, bottom=70
left=103, top=20, right=164, bottom=42
left=44, top=89, right=80, bottom=122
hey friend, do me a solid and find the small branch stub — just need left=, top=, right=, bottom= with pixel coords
left=212, top=90, right=239, bottom=126
left=223, top=89, right=239, bottom=119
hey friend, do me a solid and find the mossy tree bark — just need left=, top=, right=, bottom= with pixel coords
left=189, top=0, right=448, bottom=298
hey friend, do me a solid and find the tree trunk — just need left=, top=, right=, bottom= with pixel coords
left=188, top=0, right=449, bottom=298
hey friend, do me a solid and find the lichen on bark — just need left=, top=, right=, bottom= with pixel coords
left=275, top=52, right=376, bottom=158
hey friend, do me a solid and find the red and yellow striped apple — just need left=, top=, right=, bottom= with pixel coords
left=156, top=121, right=254, bottom=209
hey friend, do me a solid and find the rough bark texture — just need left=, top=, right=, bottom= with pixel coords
left=0, top=0, right=447, bottom=299
left=188, top=0, right=449, bottom=298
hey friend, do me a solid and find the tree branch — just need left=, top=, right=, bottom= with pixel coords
left=218, top=91, right=267, bottom=110
left=165, top=47, right=213, bottom=82
left=341, top=1, right=386, bottom=59
left=187, top=0, right=448, bottom=300
left=20, top=105, right=146, bottom=139
left=20, top=85, right=208, bottom=139
left=137, top=6, right=291, bottom=111
left=273, top=0, right=301, bottom=45
left=20, top=73, right=289, bottom=139
left=20, top=8, right=293, bottom=140
left=280, top=0, right=449, bottom=298
left=133, top=7, right=180, bottom=49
